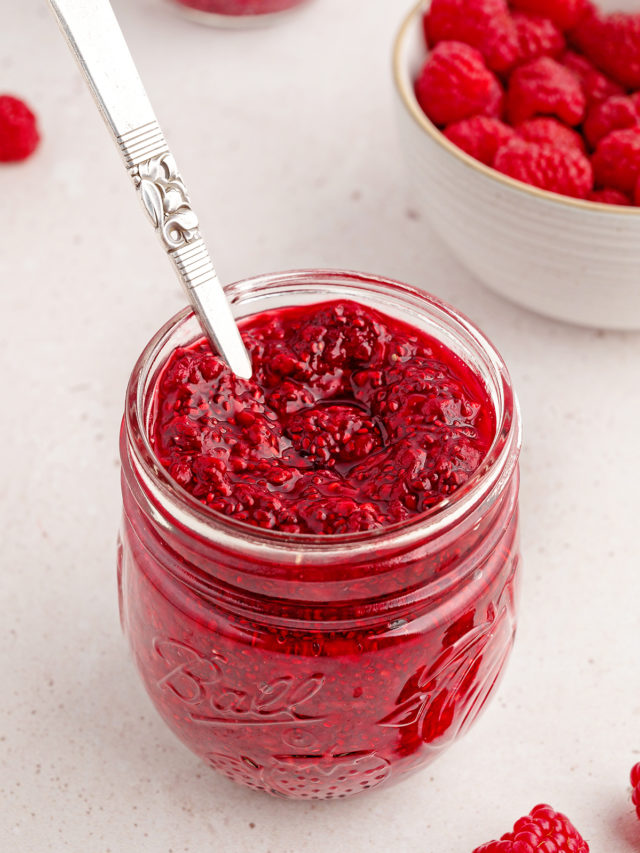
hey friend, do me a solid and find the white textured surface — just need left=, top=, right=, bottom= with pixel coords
left=1, top=1, right=640, bottom=851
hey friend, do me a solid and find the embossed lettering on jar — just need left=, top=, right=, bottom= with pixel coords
left=118, top=270, right=522, bottom=799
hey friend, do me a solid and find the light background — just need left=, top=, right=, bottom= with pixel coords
left=1, top=0, right=640, bottom=850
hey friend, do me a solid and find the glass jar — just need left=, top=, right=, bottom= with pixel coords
left=170, top=0, right=309, bottom=27
left=118, top=269, right=521, bottom=799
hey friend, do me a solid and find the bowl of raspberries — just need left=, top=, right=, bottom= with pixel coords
left=393, top=0, right=640, bottom=328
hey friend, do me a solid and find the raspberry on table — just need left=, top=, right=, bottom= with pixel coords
left=0, top=95, right=39, bottom=162
left=472, top=803, right=590, bottom=853
left=571, top=11, right=640, bottom=89
left=415, top=41, right=504, bottom=127
left=506, top=57, right=586, bottom=126
left=494, top=136, right=593, bottom=197
left=425, top=0, right=519, bottom=74
left=592, top=126, right=640, bottom=194
left=513, top=12, right=566, bottom=66
left=516, top=117, right=585, bottom=152
left=444, top=116, right=515, bottom=165
left=583, top=95, right=640, bottom=149
left=509, top=0, right=591, bottom=32
left=631, top=762, right=640, bottom=820
left=560, top=50, right=623, bottom=107
left=587, top=188, right=631, bottom=205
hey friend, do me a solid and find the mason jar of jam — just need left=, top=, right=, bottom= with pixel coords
left=118, top=269, right=521, bottom=799
left=170, top=0, right=310, bottom=27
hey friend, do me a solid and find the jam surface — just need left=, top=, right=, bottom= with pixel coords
left=151, top=300, right=496, bottom=534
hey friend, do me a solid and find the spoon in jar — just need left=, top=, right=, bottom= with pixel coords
left=48, top=0, right=253, bottom=380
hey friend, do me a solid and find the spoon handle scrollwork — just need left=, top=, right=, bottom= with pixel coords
left=47, top=0, right=252, bottom=379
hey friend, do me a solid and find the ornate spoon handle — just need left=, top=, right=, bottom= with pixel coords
left=48, top=0, right=252, bottom=379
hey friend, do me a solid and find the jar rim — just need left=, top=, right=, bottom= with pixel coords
left=124, top=268, right=521, bottom=562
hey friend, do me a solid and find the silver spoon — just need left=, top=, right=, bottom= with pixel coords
left=48, top=0, right=253, bottom=380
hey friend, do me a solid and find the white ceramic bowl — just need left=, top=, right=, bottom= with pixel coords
left=393, top=1, right=640, bottom=329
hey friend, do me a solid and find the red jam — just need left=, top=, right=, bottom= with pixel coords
left=173, top=0, right=305, bottom=17
left=151, top=300, right=496, bottom=535
left=119, top=278, right=520, bottom=800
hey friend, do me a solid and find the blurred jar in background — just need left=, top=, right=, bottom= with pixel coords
left=171, top=0, right=310, bottom=26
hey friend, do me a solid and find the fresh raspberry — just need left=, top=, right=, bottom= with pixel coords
left=560, top=51, right=623, bottom=107
left=507, top=57, right=586, bottom=126
left=571, top=12, right=640, bottom=89
left=509, top=0, right=591, bottom=32
left=0, top=95, right=39, bottom=162
left=494, top=137, right=593, bottom=197
left=516, top=117, right=585, bottom=152
left=513, top=12, right=565, bottom=66
left=425, top=0, right=519, bottom=74
left=415, top=41, right=504, bottom=127
left=592, top=127, right=640, bottom=194
left=631, top=762, right=640, bottom=820
left=444, top=116, right=515, bottom=165
left=472, top=803, right=590, bottom=853
left=583, top=95, right=640, bottom=150
left=587, top=188, right=631, bottom=205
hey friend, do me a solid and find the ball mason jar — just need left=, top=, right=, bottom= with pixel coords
left=169, top=0, right=310, bottom=27
left=118, top=269, right=522, bottom=799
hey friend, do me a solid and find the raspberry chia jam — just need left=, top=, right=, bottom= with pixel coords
left=170, top=0, right=308, bottom=26
left=118, top=270, right=521, bottom=799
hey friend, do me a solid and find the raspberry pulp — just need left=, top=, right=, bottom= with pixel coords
left=0, top=95, right=39, bottom=162
left=416, top=41, right=504, bottom=127
left=151, top=301, right=495, bottom=535
left=472, top=803, right=590, bottom=852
